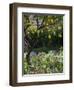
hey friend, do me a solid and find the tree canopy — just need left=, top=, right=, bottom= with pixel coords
left=24, top=14, right=63, bottom=52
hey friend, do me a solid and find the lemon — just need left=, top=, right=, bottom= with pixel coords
left=48, top=35, right=51, bottom=39
left=58, top=26, right=62, bottom=30
left=58, top=34, right=62, bottom=38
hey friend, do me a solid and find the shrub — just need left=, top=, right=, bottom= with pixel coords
left=24, top=50, right=63, bottom=74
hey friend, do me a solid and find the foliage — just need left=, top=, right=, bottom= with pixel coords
left=24, top=49, right=63, bottom=74
left=23, top=14, right=63, bottom=74
left=24, top=14, right=63, bottom=50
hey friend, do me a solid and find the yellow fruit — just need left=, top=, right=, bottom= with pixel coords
left=27, top=32, right=30, bottom=34
left=48, top=29, right=50, bottom=32
left=41, top=30, right=43, bottom=33
left=46, top=23, right=48, bottom=25
left=58, top=34, right=62, bottom=38
left=48, top=35, right=51, bottom=39
left=53, top=32, right=56, bottom=36
left=58, top=26, right=62, bottom=30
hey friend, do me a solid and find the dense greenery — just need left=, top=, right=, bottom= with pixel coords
left=24, top=49, right=63, bottom=74
left=23, top=14, right=63, bottom=74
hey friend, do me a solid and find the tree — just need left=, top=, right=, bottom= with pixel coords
left=24, top=14, right=63, bottom=65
